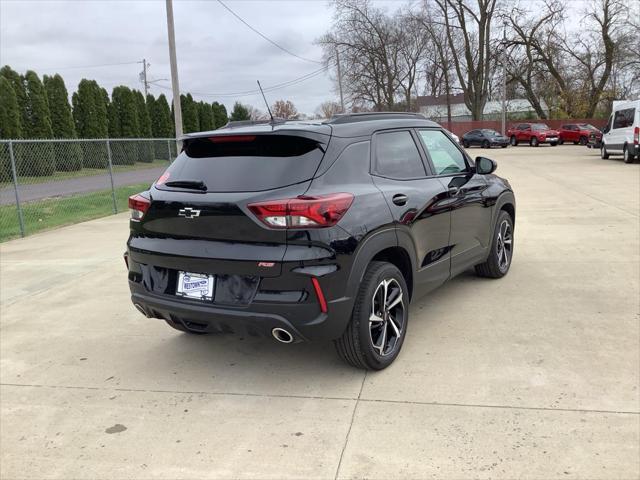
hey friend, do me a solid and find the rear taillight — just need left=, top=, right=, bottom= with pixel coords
left=634, top=126, right=639, bottom=145
left=128, top=194, right=151, bottom=221
left=248, top=193, right=354, bottom=229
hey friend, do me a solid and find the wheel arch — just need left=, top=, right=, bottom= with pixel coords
left=346, top=228, right=417, bottom=301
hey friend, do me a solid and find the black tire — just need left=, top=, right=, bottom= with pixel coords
left=601, top=145, right=610, bottom=159
left=623, top=144, right=635, bottom=164
left=334, top=261, right=409, bottom=370
left=579, top=136, right=588, bottom=145
left=482, top=140, right=490, bottom=149
left=164, top=318, right=207, bottom=334
left=530, top=137, right=539, bottom=147
left=558, top=138, right=564, bottom=145
left=501, top=144, right=508, bottom=148
left=550, top=142, right=558, bottom=146
left=463, top=140, right=470, bottom=148
left=475, top=210, right=514, bottom=279
left=510, top=136, right=518, bottom=146
left=573, top=141, right=579, bottom=145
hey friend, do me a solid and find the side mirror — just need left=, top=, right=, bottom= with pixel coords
left=476, top=156, right=497, bottom=175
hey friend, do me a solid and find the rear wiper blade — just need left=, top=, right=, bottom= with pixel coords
left=164, top=180, right=207, bottom=191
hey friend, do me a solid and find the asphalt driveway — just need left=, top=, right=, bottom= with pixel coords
left=0, top=166, right=166, bottom=205
left=1, top=145, right=638, bottom=479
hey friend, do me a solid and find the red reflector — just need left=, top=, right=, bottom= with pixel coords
left=209, top=135, right=256, bottom=143
left=311, top=277, right=327, bottom=313
left=247, top=193, right=354, bottom=229
left=128, top=194, right=151, bottom=221
left=156, top=171, right=170, bottom=185
left=634, top=126, right=639, bottom=145
left=123, top=253, right=129, bottom=269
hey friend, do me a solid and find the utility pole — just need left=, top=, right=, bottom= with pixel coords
left=166, top=0, right=183, bottom=145
left=501, top=21, right=507, bottom=136
left=140, top=58, right=149, bottom=97
left=335, top=47, right=345, bottom=113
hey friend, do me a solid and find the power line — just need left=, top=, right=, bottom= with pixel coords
left=153, top=62, right=334, bottom=98
left=216, top=0, right=323, bottom=65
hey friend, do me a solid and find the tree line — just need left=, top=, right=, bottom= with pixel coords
left=319, top=0, right=639, bottom=120
left=0, top=66, right=258, bottom=178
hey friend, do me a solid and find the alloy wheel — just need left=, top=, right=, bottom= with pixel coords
left=495, top=220, right=513, bottom=273
left=369, top=278, right=405, bottom=357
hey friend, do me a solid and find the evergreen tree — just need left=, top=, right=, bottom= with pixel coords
left=198, top=101, right=215, bottom=131
left=21, top=70, right=54, bottom=175
left=72, top=79, right=108, bottom=168
left=0, top=77, right=21, bottom=181
left=212, top=102, right=228, bottom=128
left=148, top=94, right=173, bottom=158
left=0, top=66, right=28, bottom=132
left=0, top=77, right=21, bottom=139
left=180, top=93, right=199, bottom=133
left=133, top=89, right=154, bottom=162
left=43, top=74, right=82, bottom=171
left=110, top=86, right=139, bottom=165
left=229, top=102, right=250, bottom=121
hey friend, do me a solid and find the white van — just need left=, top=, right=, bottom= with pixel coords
left=600, top=100, right=640, bottom=163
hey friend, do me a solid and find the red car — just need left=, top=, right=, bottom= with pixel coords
left=507, top=123, right=560, bottom=147
left=558, top=123, right=601, bottom=145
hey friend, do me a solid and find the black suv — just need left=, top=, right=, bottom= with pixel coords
left=126, top=113, right=516, bottom=370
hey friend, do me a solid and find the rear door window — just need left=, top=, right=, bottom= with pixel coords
left=159, top=134, right=326, bottom=192
left=613, top=108, right=635, bottom=129
left=373, top=130, right=426, bottom=179
left=417, top=130, right=468, bottom=175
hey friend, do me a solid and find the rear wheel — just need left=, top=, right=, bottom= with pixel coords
left=510, top=136, right=518, bottom=146
left=623, top=144, right=635, bottom=163
left=579, top=136, right=588, bottom=145
left=335, top=261, right=408, bottom=370
left=475, top=210, right=514, bottom=279
left=530, top=137, right=539, bottom=147
left=558, top=138, right=564, bottom=145
left=600, top=145, right=610, bottom=159
left=463, top=140, right=470, bottom=148
left=482, top=140, right=490, bottom=149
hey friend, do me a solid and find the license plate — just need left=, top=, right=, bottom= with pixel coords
left=176, top=271, right=215, bottom=301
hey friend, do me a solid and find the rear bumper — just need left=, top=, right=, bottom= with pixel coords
left=130, top=282, right=353, bottom=342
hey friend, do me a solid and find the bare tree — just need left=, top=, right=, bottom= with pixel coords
left=316, top=100, right=342, bottom=118
left=430, top=0, right=500, bottom=120
left=271, top=99, right=299, bottom=119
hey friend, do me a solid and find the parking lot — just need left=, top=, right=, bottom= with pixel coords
left=1, top=145, right=638, bottom=479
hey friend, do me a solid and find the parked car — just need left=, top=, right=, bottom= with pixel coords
left=462, top=129, right=509, bottom=148
left=558, top=123, right=601, bottom=145
left=125, top=112, right=516, bottom=370
left=600, top=100, right=639, bottom=163
left=507, top=123, right=560, bottom=147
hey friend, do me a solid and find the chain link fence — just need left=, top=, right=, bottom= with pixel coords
left=0, top=138, right=178, bottom=241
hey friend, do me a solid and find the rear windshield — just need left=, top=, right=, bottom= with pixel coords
left=159, top=135, right=325, bottom=192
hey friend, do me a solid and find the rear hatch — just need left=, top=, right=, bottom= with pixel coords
left=128, top=130, right=330, bottom=280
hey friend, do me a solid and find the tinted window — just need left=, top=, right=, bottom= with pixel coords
left=482, top=129, right=500, bottom=137
left=374, top=131, right=425, bottom=179
left=160, top=135, right=325, bottom=192
left=613, top=108, right=635, bottom=129
left=517, top=124, right=529, bottom=130
left=418, top=130, right=467, bottom=175
left=532, top=124, right=550, bottom=131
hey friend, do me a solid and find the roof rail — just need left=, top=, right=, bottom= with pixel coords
left=325, top=112, right=427, bottom=124
left=219, top=118, right=288, bottom=129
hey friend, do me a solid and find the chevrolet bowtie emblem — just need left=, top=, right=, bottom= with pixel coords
left=178, top=207, right=201, bottom=219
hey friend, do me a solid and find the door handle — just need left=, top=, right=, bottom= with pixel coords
left=392, top=194, right=408, bottom=206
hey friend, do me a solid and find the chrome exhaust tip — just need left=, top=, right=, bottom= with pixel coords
left=133, top=303, right=149, bottom=317
left=272, top=327, right=294, bottom=344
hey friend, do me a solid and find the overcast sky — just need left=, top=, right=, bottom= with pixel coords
left=0, top=0, right=395, bottom=115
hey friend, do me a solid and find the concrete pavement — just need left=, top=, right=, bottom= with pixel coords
left=1, top=145, right=638, bottom=479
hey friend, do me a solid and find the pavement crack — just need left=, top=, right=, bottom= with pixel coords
left=334, top=371, right=367, bottom=480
